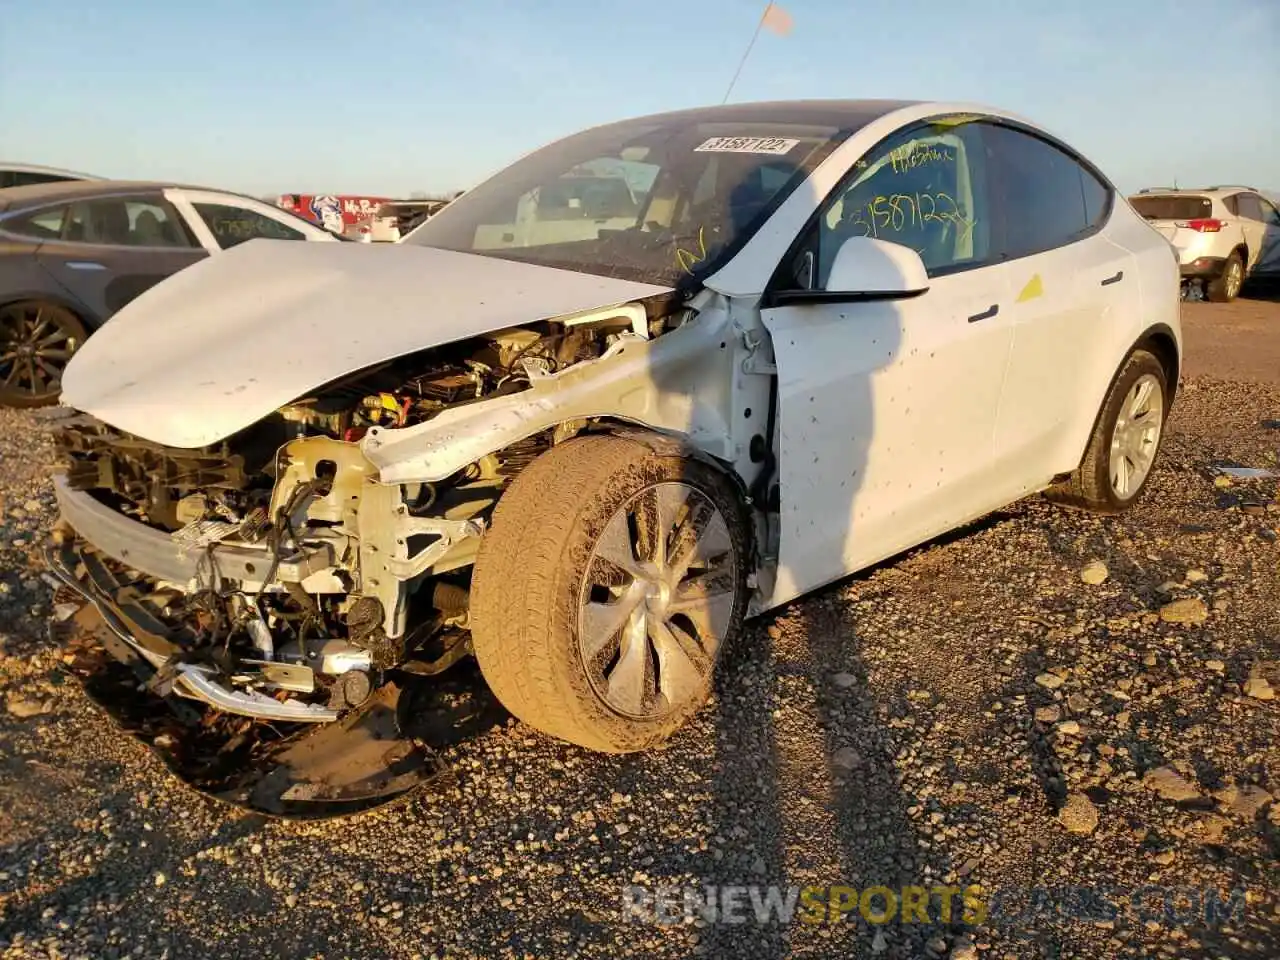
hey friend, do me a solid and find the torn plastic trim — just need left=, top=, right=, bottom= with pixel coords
left=52, top=473, right=337, bottom=591
left=359, top=305, right=736, bottom=485
left=43, top=540, right=338, bottom=723
left=44, top=541, right=174, bottom=670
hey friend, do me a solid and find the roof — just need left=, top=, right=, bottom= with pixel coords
left=0, top=162, right=102, bottom=180
left=587, top=98, right=921, bottom=134
left=1132, top=185, right=1261, bottom=197
left=0, top=179, right=259, bottom=213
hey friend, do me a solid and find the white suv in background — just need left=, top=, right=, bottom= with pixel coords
left=1129, top=186, right=1280, bottom=301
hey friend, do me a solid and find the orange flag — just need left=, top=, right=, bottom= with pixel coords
left=761, top=2, right=793, bottom=36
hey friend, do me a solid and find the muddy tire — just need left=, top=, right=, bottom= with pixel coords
left=470, top=434, right=751, bottom=752
left=1046, top=349, right=1168, bottom=513
left=0, top=300, right=86, bottom=408
left=1206, top=251, right=1244, bottom=303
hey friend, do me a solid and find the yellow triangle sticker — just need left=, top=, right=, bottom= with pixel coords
left=1016, top=274, right=1044, bottom=303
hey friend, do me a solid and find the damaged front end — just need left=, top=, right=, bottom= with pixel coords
left=44, top=297, right=743, bottom=813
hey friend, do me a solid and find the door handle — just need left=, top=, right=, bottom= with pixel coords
left=967, top=304, right=999, bottom=323
left=65, top=261, right=107, bottom=271
left=1100, top=270, right=1124, bottom=286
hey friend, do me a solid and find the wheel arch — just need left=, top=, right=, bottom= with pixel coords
left=1136, top=323, right=1180, bottom=408
left=593, top=421, right=760, bottom=561
left=0, top=291, right=97, bottom=329
left=1069, top=324, right=1180, bottom=473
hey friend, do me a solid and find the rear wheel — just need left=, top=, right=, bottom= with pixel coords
left=470, top=434, right=751, bottom=752
left=0, top=300, right=86, bottom=408
left=1206, top=251, right=1244, bottom=302
left=1046, top=349, right=1168, bottom=513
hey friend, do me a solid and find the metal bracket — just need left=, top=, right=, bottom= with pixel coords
left=357, top=479, right=485, bottom=637
left=739, top=327, right=777, bottom=375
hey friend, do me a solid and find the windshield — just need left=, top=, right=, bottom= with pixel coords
left=406, top=116, right=851, bottom=287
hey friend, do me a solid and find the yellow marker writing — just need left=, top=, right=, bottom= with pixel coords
left=675, top=226, right=708, bottom=274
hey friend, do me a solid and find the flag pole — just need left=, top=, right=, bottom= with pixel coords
left=721, top=3, right=771, bottom=104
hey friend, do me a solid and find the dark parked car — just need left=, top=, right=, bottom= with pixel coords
left=0, top=180, right=337, bottom=407
left=0, top=162, right=102, bottom=189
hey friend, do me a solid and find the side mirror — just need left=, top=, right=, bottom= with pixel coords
left=770, top=236, right=930, bottom=306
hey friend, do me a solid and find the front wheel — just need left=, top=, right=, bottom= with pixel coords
left=1046, top=349, right=1168, bottom=513
left=470, top=434, right=751, bottom=752
left=0, top=300, right=87, bottom=408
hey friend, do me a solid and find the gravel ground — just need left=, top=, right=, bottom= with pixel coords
left=1, top=300, right=1278, bottom=959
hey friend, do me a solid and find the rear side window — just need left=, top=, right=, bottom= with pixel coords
left=1, top=205, right=69, bottom=240
left=1129, top=195, right=1212, bottom=221
left=64, top=198, right=193, bottom=247
left=10, top=171, right=76, bottom=187
left=984, top=124, right=1108, bottom=259
left=1081, top=170, right=1110, bottom=230
left=1236, top=194, right=1266, bottom=221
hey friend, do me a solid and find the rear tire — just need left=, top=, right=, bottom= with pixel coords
left=1206, top=251, right=1244, bottom=303
left=1046, top=349, right=1168, bottom=513
left=470, top=434, right=750, bottom=752
left=0, top=300, right=86, bottom=408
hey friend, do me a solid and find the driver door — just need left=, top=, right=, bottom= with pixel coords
left=759, top=120, right=1013, bottom=605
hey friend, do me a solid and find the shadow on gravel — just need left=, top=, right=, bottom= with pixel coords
left=688, top=252, right=997, bottom=954
left=0, top=799, right=268, bottom=956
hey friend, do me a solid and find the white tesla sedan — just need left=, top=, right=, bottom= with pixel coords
left=50, top=100, right=1180, bottom=759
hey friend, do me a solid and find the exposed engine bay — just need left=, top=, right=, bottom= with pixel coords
left=52, top=319, right=644, bottom=700
left=44, top=312, right=696, bottom=812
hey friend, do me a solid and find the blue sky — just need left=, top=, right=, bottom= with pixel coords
left=2, top=0, right=1276, bottom=198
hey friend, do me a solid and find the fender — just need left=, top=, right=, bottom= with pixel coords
left=359, top=307, right=740, bottom=485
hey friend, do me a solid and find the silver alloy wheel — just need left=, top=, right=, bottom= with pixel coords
left=1109, top=373, right=1164, bottom=498
left=578, top=481, right=737, bottom=720
left=1225, top=258, right=1243, bottom=299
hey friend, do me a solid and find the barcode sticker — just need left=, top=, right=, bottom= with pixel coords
left=694, top=136, right=800, bottom=155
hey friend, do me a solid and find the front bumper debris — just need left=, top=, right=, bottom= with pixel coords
left=51, top=473, right=335, bottom=590
left=43, top=540, right=338, bottom=722
left=44, top=537, right=455, bottom=818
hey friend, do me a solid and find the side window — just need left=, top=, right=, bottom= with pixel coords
left=1, top=205, right=69, bottom=240
left=64, top=198, right=192, bottom=247
left=811, top=120, right=992, bottom=284
left=1261, top=198, right=1280, bottom=227
left=984, top=125, right=1104, bottom=259
left=1081, top=168, right=1111, bottom=230
left=10, top=172, right=74, bottom=187
left=1223, top=195, right=1240, bottom=217
left=1236, top=194, right=1265, bottom=222
left=192, top=203, right=306, bottom=248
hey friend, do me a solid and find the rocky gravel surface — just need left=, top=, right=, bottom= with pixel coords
left=2, top=310, right=1279, bottom=958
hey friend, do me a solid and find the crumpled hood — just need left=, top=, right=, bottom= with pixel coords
left=60, top=240, right=672, bottom=448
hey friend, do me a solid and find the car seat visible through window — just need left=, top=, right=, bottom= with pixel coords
left=131, top=210, right=166, bottom=246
